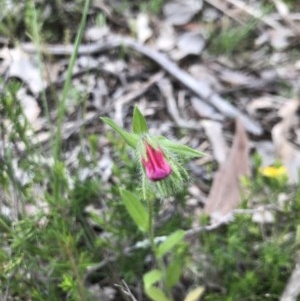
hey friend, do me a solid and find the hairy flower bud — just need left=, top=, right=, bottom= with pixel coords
left=101, top=107, right=203, bottom=199
left=137, top=137, right=190, bottom=198
left=141, top=142, right=172, bottom=181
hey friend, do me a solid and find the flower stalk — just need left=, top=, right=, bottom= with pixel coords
left=101, top=106, right=203, bottom=301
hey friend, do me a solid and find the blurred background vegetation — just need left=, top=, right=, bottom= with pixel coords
left=1, top=0, right=300, bottom=301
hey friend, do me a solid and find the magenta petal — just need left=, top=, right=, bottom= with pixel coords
left=142, top=142, right=172, bottom=181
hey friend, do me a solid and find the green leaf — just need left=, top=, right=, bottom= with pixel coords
left=59, top=274, right=75, bottom=292
left=146, top=287, right=172, bottom=301
left=183, top=287, right=205, bottom=301
left=166, top=260, right=183, bottom=289
left=132, top=106, right=148, bottom=134
left=100, top=117, right=139, bottom=148
left=157, top=136, right=204, bottom=158
left=157, top=230, right=185, bottom=258
left=119, top=189, right=148, bottom=232
left=143, top=269, right=163, bottom=289
left=143, top=270, right=172, bottom=301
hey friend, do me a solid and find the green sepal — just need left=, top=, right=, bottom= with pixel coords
left=119, top=189, right=148, bottom=232
left=100, top=117, right=139, bottom=148
left=132, top=106, right=148, bottom=134
left=157, top=136, right=204, bottom=159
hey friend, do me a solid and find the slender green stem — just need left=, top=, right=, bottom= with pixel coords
left=30, top=1, right=51, bottom=129
left=65, top=241, right=86, bottom=301
left=54, top=0, right=91, bottom=161
left=147, top=197, right=155, bottom=251
left=146, top=196, right=173, bottom=300
left=51, top=0, right=90, bottom=200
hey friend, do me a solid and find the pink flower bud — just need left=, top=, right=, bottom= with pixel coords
left=141, top=142, right=172, bottom=181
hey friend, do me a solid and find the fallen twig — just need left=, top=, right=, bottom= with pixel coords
left=271, top=0, right=300, bottom=37
left=225, top=0, right=284, bottom=29
left=115, top=280, right=139, bottom=301
left=121, top=36, right=262, bottom=135
left=114, top=71, right=164, bottom=126
left=22, top=35, right=262, bottom=135
left=204, top=0, right=245, bottom=25
left=280, top=252, right=300, bottom=301
left=157, top=77, right=201, bottom=129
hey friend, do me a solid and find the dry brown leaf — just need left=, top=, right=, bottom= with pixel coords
left=202, top=120, right=228, bottom=165
left=156, top=22, right=176, bottom=51
left=135, top=13, right=153, bottom=43
left=272, top=100, right=300, bottom=183
left=204, top=119, right=250, bottom=221
left=217, top=69, right=255, bottom=87
left=253, top=140, right=276, bottom=167
left=247, top=95, right=283, bottom=115
left=17, top=88, right=42, bottom=130
left=255, top=27, right=294, bottom=50
left=191, top=96, right=224, bottom=121
left=188, top=64, right=221, bottom=91
left=273, top=0, right=289, bottom=16
left=85, top=25, right=109, bottom=41
left=163, top=0, right=203, bottom=25
left=267, top=28, right=294, bottom=50
left=0, top=47, right=45, bottom=95
left=172, top=31, right=205, bottom=59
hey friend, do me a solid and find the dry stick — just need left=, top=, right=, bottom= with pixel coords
left=157, top=77, right=200, bottom=129
left=271, top=0, right=300, bottom=37
left=225, top=0, right=283, bottom=29
left=22, top=35, right=262, bottom=135
left=21, top=38, right=120, bottom=56
left=114, top=71, right=164, bottom=126
left=115, top=280, right=139, bottom=301
left=227, top=0, right=300, bottom=39
left=66, top=73, right=163, bottom=138
left=280, top=252, right=300, bottom=301
left=203, top=0, right=245, bottom=25
left=20, top=72, right=163, bottom=156
left=120, top=36, right=262, bottom=135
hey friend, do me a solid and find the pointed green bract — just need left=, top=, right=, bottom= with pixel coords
left=132, top=106, right=148, bottom=134
left=119, top=189, right=148, bottom=232
left=157, top=136, right=204, bottom=159
left=100, top=117, right=138, bottom=148
left=157, top=229, right=185, bottom=258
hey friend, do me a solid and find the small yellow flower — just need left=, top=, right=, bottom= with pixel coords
left=259, top=165, right=287, bottom=178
